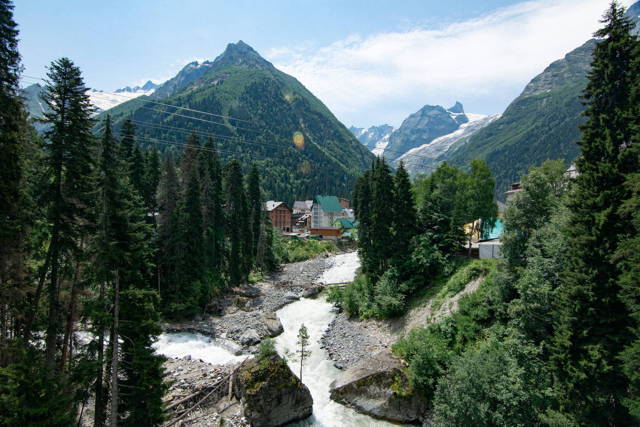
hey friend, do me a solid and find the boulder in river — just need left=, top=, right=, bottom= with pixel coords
left=234, top=353, right=313, bottom=426
left=239, top=328, right=261, bottom=346
left=330, top=349, right=429, bottom=424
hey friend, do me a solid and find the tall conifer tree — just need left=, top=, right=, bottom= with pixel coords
left=224, top=161, right=248, bottom=285
left=392, top=162, right=417, bottom=271
left=247, top=164, right=262, bottom=262
left=370, top=158, right=395, bottom=278
left=157, top=157, right=181, bottom=312
left=0, top=0, right=28, bottom=340
left=550, top=3, right=638, bottom=423
left=41, top=57, right=95, bottom=370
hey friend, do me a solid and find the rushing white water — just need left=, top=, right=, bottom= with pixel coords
left=315, top=252, right=360, bottom=285
left=154, top=252, right=395, bottom=426
left=153, top=332, right=246, bottom=365
left=275, top=297, right=394, bottom=426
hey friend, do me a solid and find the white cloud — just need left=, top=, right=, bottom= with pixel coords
left=267, top=0, right=612, bottom=127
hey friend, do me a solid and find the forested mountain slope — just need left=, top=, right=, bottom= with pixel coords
left=101, top=41, right=374, bottom=201
left=446, top=2, right=640, bottom=199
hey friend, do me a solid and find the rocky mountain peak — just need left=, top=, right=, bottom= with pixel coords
left=448, top=101, right=464, bottom=114
left=213, top=40, right=273, bottom=70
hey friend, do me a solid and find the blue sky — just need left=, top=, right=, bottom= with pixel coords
left=15, top=0, right=625, bottom=127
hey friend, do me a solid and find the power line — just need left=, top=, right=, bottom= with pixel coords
left=22, top=73, right=460, bottom=164
left=138, top=106, right=259, bottom=133
left=129, top=118, right=305, bottom=154
left=19, top=74, right=256, bottom=126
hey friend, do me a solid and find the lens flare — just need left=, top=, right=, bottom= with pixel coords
left=298, top=160, right=311, bottom=175
left=293, top=131, right=305, bottom=149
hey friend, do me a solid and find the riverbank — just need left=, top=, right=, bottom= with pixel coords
left=163, top=254, right=334, bottom=354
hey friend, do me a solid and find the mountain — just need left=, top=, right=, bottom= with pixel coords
left=444, top=2, right=640, bottom=199
left=115, top=80, right=159, bottom=93
left=22, top=80, right=158, bottom=118
left=349, top=124, right=394, bottom=156
left=22, top=83, right=48, bottom=119
left=398, top=113, right=500, bottom=176
left=99, top=40, right=375, bottom=201
left=383, top=103, right=469, bottom=161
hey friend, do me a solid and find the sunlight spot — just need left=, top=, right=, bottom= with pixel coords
left=293, top=131, right=305, bottom=149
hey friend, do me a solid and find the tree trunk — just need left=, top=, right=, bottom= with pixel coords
left=60, top=240, right=83, bottom=372
left=110, top=271, right=120, bottom=427
left=45, top=229, right=61, bottom=372
left=94, top=280, right=107, bottom=427
left=22, top=246, right=51, bottom=341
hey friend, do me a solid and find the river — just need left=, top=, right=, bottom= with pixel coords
left=154, top=251, right=395, bottom=426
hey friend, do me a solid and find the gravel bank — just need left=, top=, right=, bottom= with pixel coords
left=320, top=312, right=389, bottom=370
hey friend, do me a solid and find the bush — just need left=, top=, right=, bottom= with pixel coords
left=393, top=266, right=503, bottom=399
left=431, top=259, right=495, bottom=312
left=273, top=235, right=337, bottom=264
left=433, top=329, right=552, bottom=426
left=257, top=339, right=276, bottom=359
left=372, top=267, right=407, bottom=318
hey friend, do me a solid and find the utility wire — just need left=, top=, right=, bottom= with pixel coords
left=21, top=73, right=454, bottom=164
left=19, top=74, right=256, bottom=125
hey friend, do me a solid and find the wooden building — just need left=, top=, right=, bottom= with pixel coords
left=310, top=196, right=344, bottom=239
left=265, top=201, right=292, bottom=232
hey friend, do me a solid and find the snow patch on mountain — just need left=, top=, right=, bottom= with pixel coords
left=349, top=124, right=394, bottom=156
left=398, top=113, right=501, bottom=175
left=88, top=89, right=153, bottom=112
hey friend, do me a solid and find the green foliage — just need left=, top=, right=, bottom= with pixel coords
left=273, top=235, right=336, bottom=264
left=119, top=289, right=167, bottom=427
left=100, top=44, right=374, bottom=202
left=430, top=259, right=494, bottom=313
left=549, top=5, right=639, bottom=423
left=616, top=173, right=640, bottom=417
left=432, top=329, right=553, bottom=426
left=414, top=162, right=467, bottom=254
left=501, top=159, right=568, bottom=271
left=0, top=0, right=29, bottom=342
left=257, top=339, right=276, bottom=359
left=393, top=263, right=502, bottom=399
left=446, top=40, right=593, bottom=199
left=0, top=344, right=75, bottom=426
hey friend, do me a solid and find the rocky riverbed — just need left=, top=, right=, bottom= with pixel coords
left=321, top=312, right=391, bottom=370
left=164, top=254, right=333, bottom=354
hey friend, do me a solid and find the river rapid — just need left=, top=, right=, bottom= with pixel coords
left=154, top=251, right=396, bottom=426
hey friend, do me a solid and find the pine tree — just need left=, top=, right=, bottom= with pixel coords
left=0, top=0, right=28, bottom=340
left=369, top=158, right=395, bottom=279
left=40, top=57, right=95, bottom=371
left=129, top=144, right=146, bottom=199
left=202, top=138, right=224, bottom=275
left=177, top=133, right=205, bottom=314
left=143, top=148, right=161, bottom=220
left=119, top=289, right=167, bottom=427
left=550, top=3, right=638, bottom=423
left=157, top=157, right=181, bottom=313
left=224, top=160, right=248, bottom=285
left=119, top=118, right=136, bottom=161
left=354, top=169, right=374, bottom=274
left=247, top=164, right=262, bottom=264
left=617, top=173, right=640, bottom=418
left=91, top=116, right=122, bottom=427
left=391, top=162, right=417, bottom=272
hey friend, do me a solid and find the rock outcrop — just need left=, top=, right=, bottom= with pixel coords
left=234, top=353, right=313, bottom=426
left=330, top=349, right=428, bottom=424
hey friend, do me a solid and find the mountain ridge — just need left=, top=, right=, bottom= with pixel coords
left=98, top=41, right=374, bottom=200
